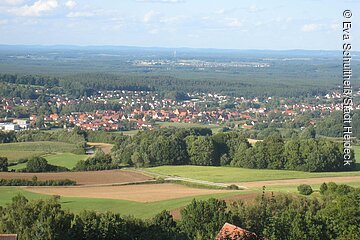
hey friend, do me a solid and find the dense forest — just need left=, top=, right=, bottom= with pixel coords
left=0, top=182, right=358, bottom=240
left=111, top=128, right=355, bottom=172
left=3, top=44, right=360, bottom=100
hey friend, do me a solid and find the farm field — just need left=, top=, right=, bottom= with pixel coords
left=1, top=180, right=359, bottom=219
left=9, top=153, right=88, bottom=170
left=87, top=142, right=113, bottom=154
left=26, top=183, right=237, bottom=202
left=146, top=165, right=360, bottom=183
left=0, top=169, right=152, bottom=185
left=0, top=141, right=78, bottom=152
left=0, top=186, right=243, bottom=219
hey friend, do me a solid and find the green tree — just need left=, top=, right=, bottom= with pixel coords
left=300, top=126, right=316, bottom=139
left=297, top=184, right=313, bottom=195
left=0, top=157, right=8, bottom=172
left=180, top=198, right=230, bottom=240
left=0, top=195, right=73, bottom=240
left=26, top=156, right=49, bottom=172
left=186, top=136, right=217, bottom=166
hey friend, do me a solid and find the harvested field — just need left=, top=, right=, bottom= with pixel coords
left=25, top=183, right=235, bottom=202
left=236, top=176, right=360, bottom=188
left=87, top=142, right=113, bottom=154
left=0, top=170, right=152, bottom=185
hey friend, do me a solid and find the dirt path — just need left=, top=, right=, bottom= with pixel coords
left=234, top=176, right=360, bottom=188
left=135, top=169, right=230, bottom=188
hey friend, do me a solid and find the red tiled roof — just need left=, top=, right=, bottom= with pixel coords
left=215, top=223, right=258, bottom=240
left=0, top=234, right=17, bottom=240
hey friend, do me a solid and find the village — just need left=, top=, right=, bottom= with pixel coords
left=0, top=89, right=359, bottom=132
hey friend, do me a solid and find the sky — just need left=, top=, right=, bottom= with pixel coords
left=0, top=0, right=359, bottom=50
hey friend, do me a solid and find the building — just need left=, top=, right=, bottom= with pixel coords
left=0, top=234, right=17, bottom=240
left=216, top=223, right=259, bottom=240
left=13, top=119, right=30, bottom=130
left=0, top=123, right=20, bottom=131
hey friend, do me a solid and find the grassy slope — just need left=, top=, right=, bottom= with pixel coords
left=0, top=141, right=77, bottom=152
left=147, top=165, right=360, bottom=183
left=0, top=141, right=79, bottom=163
left=0, top=150, right=45, bottom=162
left=9, top=153, right=88, bottom=170
left=0, top=187, right=241, bottom=219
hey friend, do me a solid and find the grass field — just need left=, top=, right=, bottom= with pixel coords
left=354, top=145, right=360, bottom=161
left=0, top=187, right=241, bottom=219
left=1, top=180, right=359, bottom=219
left=9, top=153, right=88, bottom=170
left=0, top=141, right=79, bottom=163
left=0, top=150, right=45, bottom=162
left=147, top=165, right=360, bottom=183
left=45, top=153, right=88, bottom=169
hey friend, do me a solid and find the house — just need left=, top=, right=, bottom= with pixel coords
left=215, top=223, right=259, bottom=240
left=0, top=123, right=20, bottom=131
left=0, top=234, right=17, bottom=240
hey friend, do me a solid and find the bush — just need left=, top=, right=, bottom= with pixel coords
left=24, top=156, right=69, bottom=173
left=297, top=184, right=313, bottom=195
left=0, top=178, right=76, bottom=186
left=320, top=182, right=328, bottom=195
left=226, top=184, right=240, bottom=190
left=0, top=157, right=8, bottom=172
left=26, top=156, right=48, bottom=172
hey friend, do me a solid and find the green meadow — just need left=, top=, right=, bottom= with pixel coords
left=0, top=187, right=242, bottom=219
left=146, top=165, right=360, bottom=183
left=9, top=153, right=88, bottom=171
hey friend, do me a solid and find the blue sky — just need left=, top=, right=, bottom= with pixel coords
left=0, top=0, right=358, bottom=50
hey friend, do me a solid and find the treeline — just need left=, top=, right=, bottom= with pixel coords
left=112, top=128, right=355, bottom=172
left=0, top=82, right=39, bottom=99
left=230, top=135, right=353, bottom=172
left=0, top=184, right=359, bottom=240
left=74, top=150, right=118, bottom=171
left=0, top=71, right=334, bottom=99
left=0, top=178, right=76, bottom=186
left=0, top=74, right=59, bottom=87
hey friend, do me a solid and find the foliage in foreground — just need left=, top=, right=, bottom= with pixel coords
left=297, top=184, right=313, bottom=195
left=0, top=184, right=359, bottom=240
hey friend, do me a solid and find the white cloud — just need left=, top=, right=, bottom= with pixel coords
left=225, top=17, right=242, bottom=28
left=1, top=0, right=24, bottom=6
left=10, top=0, right=58, bottom=17
left=67, top=11, right=94, bottom=18
left=301, top=23, right=323, bottom=32
left=143, top=10, right=159, bottom=23
left=65, top=0, right=76, bottom=9
left=0, top=19, right=9, bottom=25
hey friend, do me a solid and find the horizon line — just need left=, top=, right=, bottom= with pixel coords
left=0, top=44, right=346, bottom=52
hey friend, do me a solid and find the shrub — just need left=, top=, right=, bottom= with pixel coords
left=0, top=157, right=8, bottom=172
left=320, top=182, right=328, bottom=195
left=297, top=184, right=313, bottom=195
left=26, top=156, right=48, bottom=172
left=226, top=184, right=240, bottom=190
left=0, top=178, right=76, bottom=186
